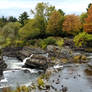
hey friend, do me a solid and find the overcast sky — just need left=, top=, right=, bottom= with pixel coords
left=0, top=0, right=91, bottom=18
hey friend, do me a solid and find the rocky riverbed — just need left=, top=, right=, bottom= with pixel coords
left=0, top=45, right=92, bottom=92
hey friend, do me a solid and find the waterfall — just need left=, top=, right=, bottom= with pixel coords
left=22, top=54, right=33, bottom=65
left=53, top=64, right=63, bottom=69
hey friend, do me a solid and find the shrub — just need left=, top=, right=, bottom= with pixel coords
left=39, top=40, right=47, bottom=49
left=39, top=37, right=56, bottom=49
left=19, top=19, right=41, bottom=40
left=44, top=37, right=56, bottom=45
left=56, top=38, right=64, bottom=47
left=28, top=40, right=36, bottom=45
left=0, top=35, right=5, bottom=44
left=73, top=32, right=92, bottom=47
left=15, top=40, right=24, bottom=47
left=37, top=77, right=45, bottom=88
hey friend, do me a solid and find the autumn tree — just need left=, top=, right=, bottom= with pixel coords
left=84, top=5, right=92, bottom=33
left=62, top=14, right=82, bottom=35
left=46, top=10, right=64, bottom=36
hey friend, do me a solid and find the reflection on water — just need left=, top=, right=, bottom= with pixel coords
left=48, top=64, right=92, bottom=92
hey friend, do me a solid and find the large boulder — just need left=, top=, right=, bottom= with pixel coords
left=46, top=45, right=61, bottom=57
left=64, top=38, right=75, bottom=48
left=17, top=46, right=47, bottom=61
left=24, top=55, right=49, bottom=70
left=1, top=47, right=22, bottom=57
left=59, top=46, right=72, bottom=59
left=47, top=45, right=72, bottom=59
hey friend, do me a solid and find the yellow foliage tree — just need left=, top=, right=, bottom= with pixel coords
left=46, top=10, right=64, bottom=36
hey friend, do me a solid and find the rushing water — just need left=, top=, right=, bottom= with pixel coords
left=0, top=56, right=40, bottom=89
left=0, top=52, right=92, bottom=92
left=35, top=53, right=92, bottom=92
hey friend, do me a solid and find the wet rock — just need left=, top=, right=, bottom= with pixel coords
left=52, top=80, right=54, bottom=83
left=64, top=38, right=75, bottom=48
left=45, top=90, right=49, bottom=92
left=45, top=69, right=53, bottom=79
left=17, top=46, right=47, bottom=61
left=62, top=87, right=68, bottom=92
left=58, top=75, right=60, bottom=77
left=0, top=57, right=7, bottom=76
left=61, top=58, right=68, bottom=64
left=60, top=46, right=72, bottom=59
left=55, top=79, right=60, bottom=84
left=24, top=55, right=48, bottom=70
left=47, top=45, right=73, bottom=63
left=1, top=47, right=22, bottom=57
left=85, top=48, right=92, bottom=53
left=47, top=45, right=61, bottom=57
left=88, top=62, right=92, bottom=68
left=73, top=76, right=76, bottom=79
left=72, top=53, right=87, bottom=63
left=85, top=69, right=92, bottom=76
left=45, top=84, right=50, bottom=90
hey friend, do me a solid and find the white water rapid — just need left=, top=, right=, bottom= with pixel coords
left=0, top=54, right=39, bottom=89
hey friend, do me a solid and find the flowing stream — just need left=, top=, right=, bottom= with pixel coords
left=0, top=55, right=40, bottom=89
left=0, top=52, right=92, bottom=92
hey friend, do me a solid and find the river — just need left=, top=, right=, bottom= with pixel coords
left=0, top=52, right=92, bottom=92
left=0, top=56, right=40, bottom=90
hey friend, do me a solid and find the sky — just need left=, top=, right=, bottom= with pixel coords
left=0, top=0, right=91, bottom=18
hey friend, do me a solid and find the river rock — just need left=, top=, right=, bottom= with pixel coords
left=46, top=45, right=61, bottom=57
left=47, top=45, right=72, bottom=59
left=59, top=46, right=72, bottom=59
left=85, top=48, right=92, bottom=53
left=1, top=47, right=22, bottom=57
left=17, top=46, right=47, bottom=60
left=64, top=38, right=75, bottom=48
left=72, top=52, right=87, bottom=63
left=0, top=57, right=7, bottom=76
left=24, top=55, right=49, bottom=70
left=88, top=61, right=92, bottom=68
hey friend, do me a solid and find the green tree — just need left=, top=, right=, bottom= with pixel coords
left=31, top=2, right=55, bottom=37
left=87, top=3, right=92, bottom=11
left=58, top=9, right=65, bottom=16
left=18, top=12, right=29, bottom=26
left=19, top=19, right=41, bottom=40
left=0, top=16, right=7, bottom=27
left=80, top=12, right=87, bottom=24
left=8, top=16, right=17, bottom=22
left=2, top=22, right=21, bottom=40
left=46, top=10, right=64, bottom=36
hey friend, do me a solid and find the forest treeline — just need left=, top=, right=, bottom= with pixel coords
left=0, top=2, right=92, bottom=48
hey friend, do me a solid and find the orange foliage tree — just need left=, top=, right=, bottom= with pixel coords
left=84, top=5, right=92, bottom=33
left=62, top=14, right=82, bottom=35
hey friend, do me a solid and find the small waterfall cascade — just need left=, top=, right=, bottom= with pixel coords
left=22, top=54, right=33, bottom=65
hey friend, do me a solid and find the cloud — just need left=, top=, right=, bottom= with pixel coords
left=0, top=0, right=91, bottom=17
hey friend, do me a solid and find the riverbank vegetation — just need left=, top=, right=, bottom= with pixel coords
left=0, top=2, right=92, bottom=49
